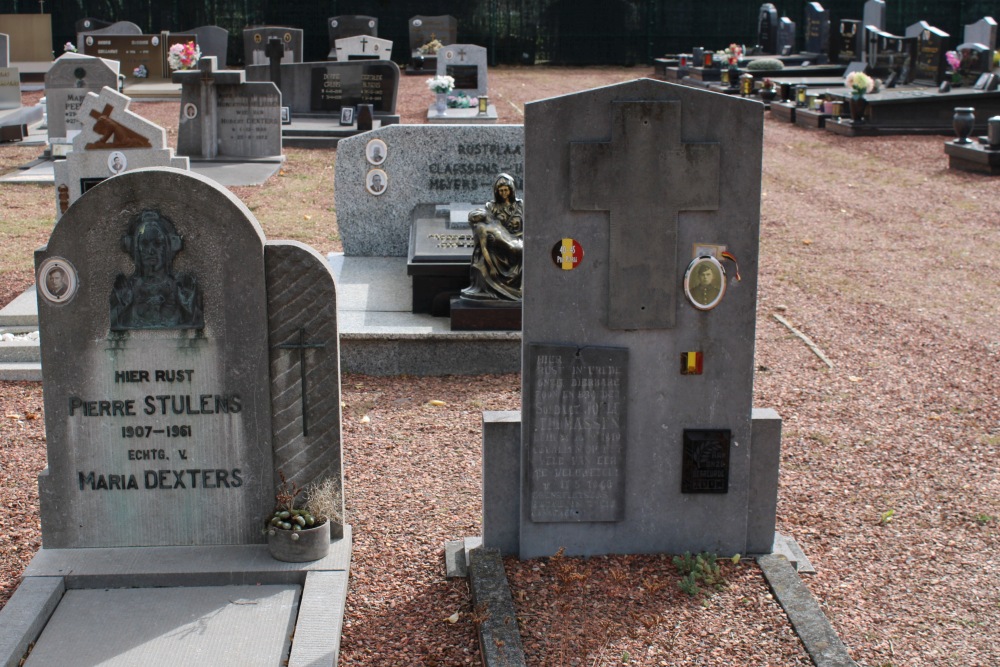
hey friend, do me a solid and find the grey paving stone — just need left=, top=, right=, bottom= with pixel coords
left=468, top=547, right=526, bottom=667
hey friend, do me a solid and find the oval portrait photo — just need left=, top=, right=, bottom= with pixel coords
left=683, top=255, right=726, bottom=310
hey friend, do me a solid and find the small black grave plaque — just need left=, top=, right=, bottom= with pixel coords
left=309, top=62, right=396, bottom=112
left=527, top=344, right=628, bottom=523
left=446, top=65, right=479, bottom=91
left=411, top=216, right=475, bottom=263
left=682, top=429, right=731, bottom=493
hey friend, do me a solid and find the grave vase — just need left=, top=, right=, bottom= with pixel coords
left=849, top=96, right=866, bottom=123
left=266, top=519, right=332, bottom=562
left=435, top=93, right=448, bottom=116
left=952, top=107, right=975, bottom=144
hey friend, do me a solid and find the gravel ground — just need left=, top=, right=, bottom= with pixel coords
left=1, top=67, right=998, bottom=666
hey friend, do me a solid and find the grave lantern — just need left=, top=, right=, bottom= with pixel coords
left=795, top=85, right=808, bottom=107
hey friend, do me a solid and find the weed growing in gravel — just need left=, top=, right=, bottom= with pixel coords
left=976, top=514, right=995, bottom=526
left=879, top=509, right=896, bottom=525
left=673, top=551, right=728, bottom=598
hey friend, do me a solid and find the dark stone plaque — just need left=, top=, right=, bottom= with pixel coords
left=804, top=2, right=829, bottom=54
left=682, top=429, right=731, bottom=493
left=446, top=64, right=479, bottom=91
left=756, top=3, right=778, bottom=54
left=913, top=25, right=948, bottom=85
left=527, top=344, right=628, bottom=523
left=411, top=217, right=475, bottom=263
left=836, top=20, right=860, bottom=64
left=83, top=33, right=195, bottom=80
left=309, top=62, right=396, bottom=112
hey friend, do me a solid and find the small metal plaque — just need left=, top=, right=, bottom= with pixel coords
left=527, top=344, right=628, bottom=522
left=682, top=429, right=731, bottom=493
left=411, top=217, right=475, bottom=263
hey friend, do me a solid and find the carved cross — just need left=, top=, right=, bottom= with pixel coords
left=275, top=328, right=326, bottom=436
left=570, top=101, right=719, bottom=329
left=458, top=48, right=467, bottom=61
left=265, top=36, right=284, bottom=88
left=360, top=36, right=369, bottom=52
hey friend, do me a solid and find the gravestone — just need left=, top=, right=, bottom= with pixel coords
left=246, top=59, right=399, bottom=122
left=836, top=19, right=861, bottom=64
left=956, top=43, right=992, bottom=86
left=82, top=32, right=196, bottom=82
left=907, top=21, right=949, bottom=86
left=327, top=15, right=378, bottom=59
left=438, top=44, right=488, bottom=96
left=335, top=34, right=392, bottom=61
left=803, top=2, right=830, bottom=57
left=174, top=56, right=282, bottom=160
left=866, top=29, right=915, bottom=82
left=52, top=87, right=189, bottom=218
left=44, top=53, right=120, bottom=140
left=335, top=123, right=523, bottom=257
left=964, top=17, right=997, bottom=51
left=481, top=78, right=781, bottom=559
left=0, top=56, right=17, bottom=111
left=186, top=25, right=229, bottom=65
left=244, top=27, right=303, bottom=66
left=76, top=20, right=141, bottom=52
left=35, top=166, right=344, bottom=550
left=407, top=15, right=458, bottom=73
left=858, top=0, right=887, bottom=59
left=0, top=32, right=8, bottom=67
left=756, top=3, right=779, bottom=53
left=75, top=18, right=112, bottom=34
left=777, top=17, right=796, bottom=56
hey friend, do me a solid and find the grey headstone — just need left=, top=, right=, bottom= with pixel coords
left=514, top=79, right=767, bottom=558
left=756, top=3, right=779, bottom=53
left=777, top=17, right=796, bottom=56
left=803, top=3, right=829, bottom=55
left=75, top=18, right=112, bottom=34
left=245, top=60, right=399, bottom=118
left=335, top=124, right=523, bottom=257
left=265, top=242, right=344, bottom=519
left=243, top=27, right=303, bottom=66
left=0, top=33, right=8, bottom=68
left=858, top=0, right=887, bottom=57
left=964, top=16, right=997, bottom=50
left=187, top=25, right=229, bottom=65
left=907, top=22, right=950, bottom=86
left=52, top=87, right=189, bottom=219
left=76, top=20, right=142, bottom=51
left=408, top=15, right=458, bottom=54
left=328, top=15, right=378, bottom=58
left=175, top=57, right=282, bottom=160
left=0, top=65, right=18, bottom=110
left=436, top=44, right=488, bottom=97
left=334, top=35, right=393, bottom=61
left=35, top=168, right=275, bottom=549
left=44, top=53, right=120, bottom=140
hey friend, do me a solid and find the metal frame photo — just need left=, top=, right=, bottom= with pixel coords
left=365, top=169, right=387, bottom=196
left=37, top=257, right=79, bottom=305
left=683, top=255, right=726, bottom=311
left=366, top=138, right=387, bottom=165
left=280, top=106, right=291, bottom=125
left=107, top=151, right=127, bottom=175
left=340, top=106, right=355, bottom=126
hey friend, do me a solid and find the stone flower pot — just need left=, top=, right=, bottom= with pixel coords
left=266, top=520, right=332, bottom=562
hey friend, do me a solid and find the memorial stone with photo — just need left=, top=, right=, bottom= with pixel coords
left=906, top=21, right=950, bottom=86
left=75, top=20, right=142, bottom=51
left=407, top=15, right=458, bottom=74
left=335, top=35, right=392, bottom=62
left=429, top=44, right=497, bottom=123
left=328, top=15, right=378, bottom=59
left=44, top=53, right=120, bottom=140
left=52, top=87, right=189, bottom=218
left=244, top=27, right=303, bottom=66
left=174, top=56, right=282, bottom=160
left=481, top=79, right=781, bottom=559
left=836, top=19, right=861, bottom=63
left=82, top=31, right=196, bottom=82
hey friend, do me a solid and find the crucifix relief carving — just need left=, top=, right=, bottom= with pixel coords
left=570, top=101, right=719, bottom=330
left=275, top=328, right=326, bottom=436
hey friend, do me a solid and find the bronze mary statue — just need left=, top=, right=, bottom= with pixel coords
left=460, top=173, right=523, bottom=302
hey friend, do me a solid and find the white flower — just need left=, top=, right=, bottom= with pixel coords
left=425, top=75, right=455, bottom=94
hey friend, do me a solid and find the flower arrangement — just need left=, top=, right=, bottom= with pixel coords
left=132, top=64, right=148, bottom=79
left=418, top=38, right=443, bottom=55
left=167, top=41, right=201, bottom=71
left=945, top=50, right=962, bottom=84
left=63, top=42, right=77, bottom=53
left=845, top=71, right=874, bottom=98
left=447, top=91, right=479, bottom=109
left=760, top=77, right=776, bottom=90
left=726, top=43, right=744, bottom=64
left=426, top=75, right=455, bottom=94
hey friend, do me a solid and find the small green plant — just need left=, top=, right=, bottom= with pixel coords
left=266, top=471, right=319, bottom=531
left=673, top=551, right=728, bottom=598
left=879, top=509, right=896, bottom=525
left=976, top=514, right=995, bottom=526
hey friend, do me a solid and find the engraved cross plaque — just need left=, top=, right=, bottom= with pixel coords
left=570, top=101, right=720, bottom=329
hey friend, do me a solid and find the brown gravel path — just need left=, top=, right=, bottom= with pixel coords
left=1, top=67, right=998, bottom=666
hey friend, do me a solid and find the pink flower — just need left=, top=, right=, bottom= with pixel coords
left=945, top=50, right=961, bottom=71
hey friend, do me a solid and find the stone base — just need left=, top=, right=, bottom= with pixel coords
left=944, top=140, right=1000, bottom=174
left=770, top=101, right=797, bottom=123
left=426, top=105, right=499, bottom=124
left=794, top=107, right=830, bottom=129
left=405, top=56, right=437, bottom=75
left=450, top=297, right=521, bottom=331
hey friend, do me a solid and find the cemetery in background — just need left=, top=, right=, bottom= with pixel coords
left=0, top=0, right=996, bottom=66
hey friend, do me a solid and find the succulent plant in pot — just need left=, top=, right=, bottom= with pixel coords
left=265, top=472, right=343, bottom=562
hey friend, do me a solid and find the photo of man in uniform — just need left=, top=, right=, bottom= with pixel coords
left=686, top=258, right=724, bottom=309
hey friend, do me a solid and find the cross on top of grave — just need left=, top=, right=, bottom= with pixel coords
left=570, top=101, right=719, bottom=329
left=173, top=55, right=244, bottom=86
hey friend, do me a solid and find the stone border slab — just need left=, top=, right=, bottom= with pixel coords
left=288, top=571, right=350, bottom=667
left=758, top=554, right=858, bottom=667
left=467, top=547, right=526, bottom=667
left=0, top=576, right=64, bottom=667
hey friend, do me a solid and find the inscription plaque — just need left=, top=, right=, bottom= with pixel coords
left=681, top=429, right=731, bottom=493
left=309, top=62, right=395, bottom=112
left=446, top=65, right=479, bottom=91
left=527, top=344, right=628, bottom=523
left=411, top=217, right=475, bottom=262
